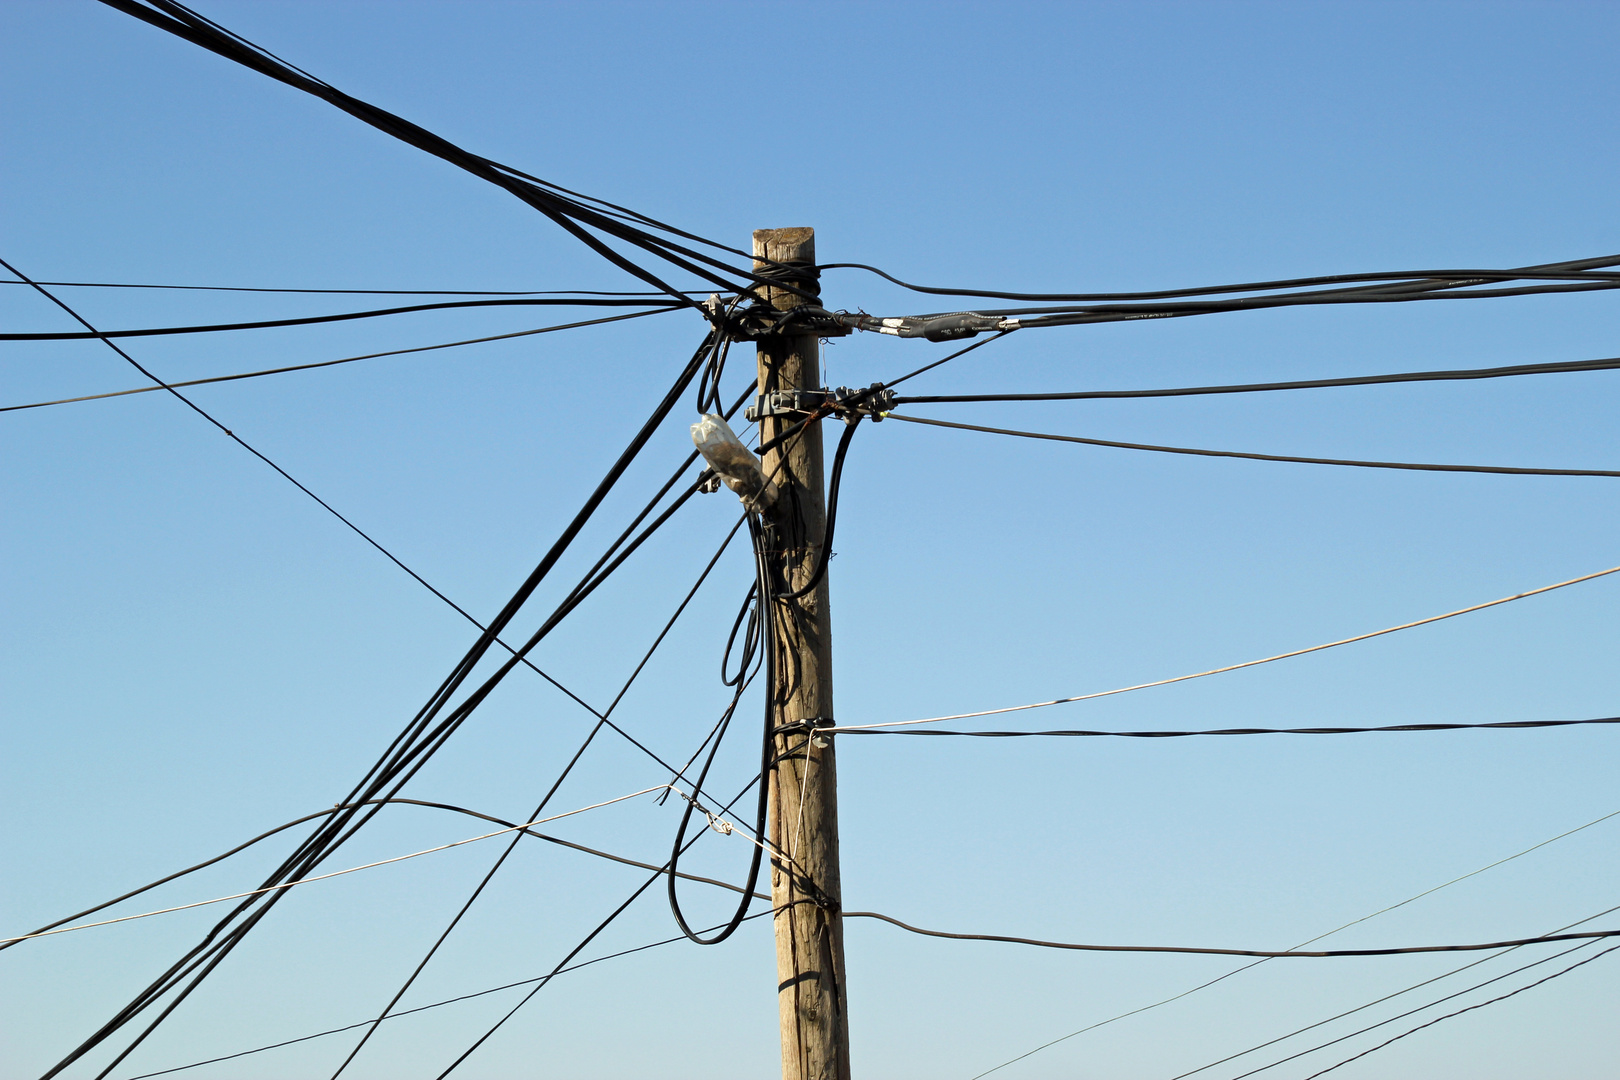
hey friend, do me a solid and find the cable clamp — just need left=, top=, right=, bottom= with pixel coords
left=834, top=383, right=895, bottom=422
left=773, top=716, right=836, bottom=747
left=745, top=388, right=834, bottom=422
left=745, top=384, right=895, bottom=424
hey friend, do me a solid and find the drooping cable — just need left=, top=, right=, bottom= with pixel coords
left=1177, top=905, right=1620, bottom=1080
left=327, top=509, right=753, bottom=1078
left=665, top=514, right=775, bottom=945
left=1293, top=943, right=1620, bottom=1080
left=843, top=909, right=1620, bottom=958
left=0, top=295, right=681, bottom=341
left=890, top=354, right=1620, bottom=406
left=775, top=415, right=861, bottom=601
left=962, top=814, right=1620, bottom=1079
left=36, top=329, right=712, bottom=1080
left=0, top=277, right=703, bottom=296
left=121, top=911, right=777, bottom=1080
left=93, top=0, right=820, bottom=308
left=818, top=255, right=1620, bottom=303
left=884, top=412, right=1620, bottom=478
left=1, top=308, right=676, bottom=414
left=838, top=715, right=1620, bottom=738
left=428, top=772, right=772, bottom=1079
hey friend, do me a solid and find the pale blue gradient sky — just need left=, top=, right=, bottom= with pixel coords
left=3, top=2, right=1618, bottom=1078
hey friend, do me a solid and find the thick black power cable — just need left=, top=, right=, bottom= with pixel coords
left=0, top=277, right=700, bottom=296
left=1, top=295, right=681, bottom=341
left=841, top=715, right=1620, bottom=738
left=324, top=380, right=768, bottom=1071
left=665, top=516, right=776, bottom=945
left=773, top=416, right=862, bottom=602
left=891, top=354, right=1620, bottom=406
left=845, top=911, right=1620, bottom=958
left=93, top=1, right=819, bottom=307
left=122, top=911, right=776, bottom=1080
left=819, top=256, right=1620, bottom=303
left=838, top=255, right=1620, bottom=341
left=886, top=412, right=1620, bottom=478
left=7, top=795, right=775, bottom=953
left=1, top=308, right=677, bottom=414
left=38, top=331, right=712, bottom=1080
left=328, top=511, right=752, bottom=1077
left=428, top=773, right=773, bottom=1079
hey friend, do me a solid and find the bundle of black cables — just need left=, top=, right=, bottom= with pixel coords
left=663, top=411, right=864, bottom=944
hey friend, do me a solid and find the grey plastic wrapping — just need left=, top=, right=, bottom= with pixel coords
left=690, top=413, right=776, bottom=511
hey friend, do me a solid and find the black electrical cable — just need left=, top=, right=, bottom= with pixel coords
left=844, top=910, right=1620, bottom=958
left=775, top=415, right=862, bottom=601
left=0, top=275, right=685, bottom=801
left=329, top=507, right=758, bottom=1078
left=818, top=255, right=1620, bottom=303
left=884, top=330, right=1017, bottom=389
left=889, top=354, right=1620, bottom=406
left=0, top=277, right=705, bottom=296
left=665, top=514, right=775, bottom=945
left=429, top=772, right=772, bottom=1080
left=121, top=911, right=778, bottom=1080
left=38, top=332, right=713, bottom=1080
left=1294, top=942, right=1620, bottom=1080
left=885, top=412, right=1620, bottom=478
left=1, top=308, right=678, bottom=414
left=0, top=295, right=681, bottom=341
left=838, top=255, right=1620, bottom=341
left=1190, top=939, right=1605, bottom=1080
left=94, top=1, right=820, bottom=308
left=957, top=276, right=1620, bottom=326
left=8, top=792, right=779, bottom=954
left=841, top=716, right=1620, bottom=738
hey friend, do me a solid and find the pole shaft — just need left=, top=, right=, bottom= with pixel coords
left=754, top=227, right=851, bottom=1080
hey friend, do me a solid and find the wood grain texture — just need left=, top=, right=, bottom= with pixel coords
left=754, top=227, right=851, bottom=1080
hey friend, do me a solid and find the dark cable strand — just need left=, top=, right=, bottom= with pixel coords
left=885, top=412, right=1620, bottom=478
left=0, top=277, right=706, bottom=296
left=889, top=354, right=1620, bottom=406
left=842, top=716, right=1620, bottom=738
left=1296, top=939, right=1620, bottom=1080
left=1, top=308, right=677, bottom=414
left=818, top=254, right=1620, bottom=303
left=329, top=511, right=754, bottom=1076
left=1170, top=900, right=1620, bottom=1080
left=37, top=325, right=711, bottom=1080
left=428, top=772, right=772, bottom=1079
left=0, top=296, right=681, bottom=341
left=843, top=910, right=1620, bottom=958
left=120, top=911, right=776, bottom=1080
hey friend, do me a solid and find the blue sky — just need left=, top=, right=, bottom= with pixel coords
left=3, top=2, right=1618, bottom=1078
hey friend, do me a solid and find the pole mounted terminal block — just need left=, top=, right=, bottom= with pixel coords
left=744, top=383, right=896, bottom=424
left=744, top=388, right=833, bottom=422
left=691, top=413, right=776, bottom=512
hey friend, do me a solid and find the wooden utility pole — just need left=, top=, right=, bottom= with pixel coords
left=754, top=227, right=851, bottom=1080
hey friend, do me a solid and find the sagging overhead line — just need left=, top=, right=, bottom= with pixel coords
left=0, top=295, right=684, bottom=341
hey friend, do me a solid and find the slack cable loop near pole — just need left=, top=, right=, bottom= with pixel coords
left=829, top=561, right=1620, bottom=731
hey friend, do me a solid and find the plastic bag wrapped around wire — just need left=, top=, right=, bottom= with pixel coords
left=691, top=413, right=776, bottom=511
